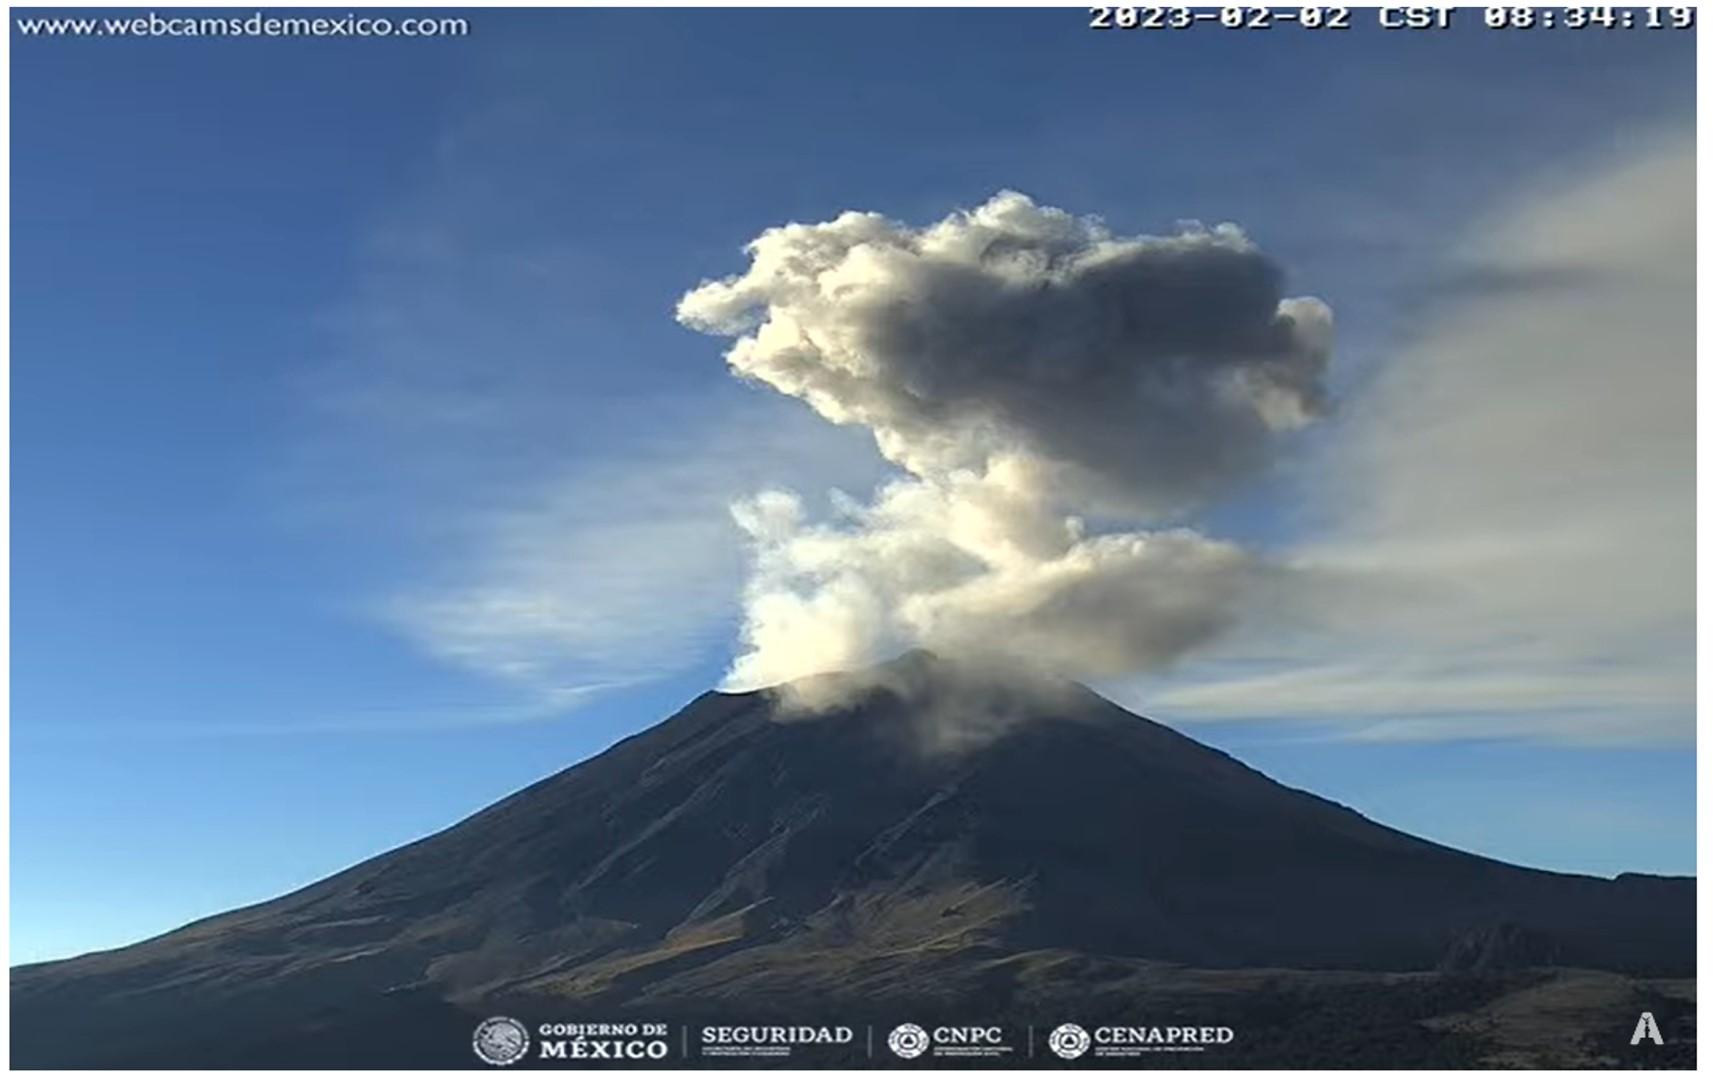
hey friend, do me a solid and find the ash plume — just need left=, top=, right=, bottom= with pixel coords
left=677, top=191, right=1331, bottom=693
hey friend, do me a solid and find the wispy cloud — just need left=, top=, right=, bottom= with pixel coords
left=1130, top=134, right=1693, bottom=745
left=12, top=695, right=610, bottom=741
left=273, top=92, right=889, bottom=710
left=379, top=405, right=879, bottom=695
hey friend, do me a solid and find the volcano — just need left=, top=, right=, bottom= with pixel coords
left=10, top=652, right=1694, bottom=1068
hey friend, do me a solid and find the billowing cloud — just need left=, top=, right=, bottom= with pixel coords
left=679, top=192, right=1331, bottom=516
left=678, top=192, right=1331, bottom=689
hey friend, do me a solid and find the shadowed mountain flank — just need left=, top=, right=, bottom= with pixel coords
left=11, top=652, right=1693, bottom=1067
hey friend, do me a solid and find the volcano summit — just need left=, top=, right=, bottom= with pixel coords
left=10, top=652, right=1694, bottom=1067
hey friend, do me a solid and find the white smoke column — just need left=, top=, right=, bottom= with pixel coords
left=677, top=192, right=1332, bottom=692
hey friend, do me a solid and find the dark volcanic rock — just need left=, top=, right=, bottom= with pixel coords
left=1438, top=922, right=1563, bottom=972
left=10, top=652, right=1695, bottom=1067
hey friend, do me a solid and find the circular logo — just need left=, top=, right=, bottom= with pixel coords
left=1047, top=1023, right=1090, bottom=1060
left=472, top=1016, right=530, bottom=1067
left=888, top=1023, right=930, bottom=1059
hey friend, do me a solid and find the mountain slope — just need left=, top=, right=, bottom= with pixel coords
left=11, top=652, right=1693, bottom=1066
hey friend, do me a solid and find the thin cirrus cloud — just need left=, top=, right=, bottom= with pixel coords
left=289, top=153, right=886, bottom=710
left=379, top=407, right=879, bottom=698
left=1136, top=134, right=1694, bottom=745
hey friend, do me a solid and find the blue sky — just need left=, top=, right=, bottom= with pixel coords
left=11, top=10, right=1694, bottom=964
